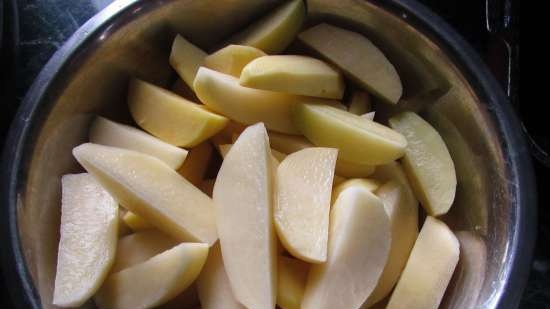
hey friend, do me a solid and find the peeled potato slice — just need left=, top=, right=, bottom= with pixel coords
left=301, top=187, right=390, bottom=309
left=205, top=45, right=266, bottom=77
left=197, top=243, right=245, bottom=309
left=111, top=230, right=178, bottom=273
left=364, top=181, right=419, bottom=307
left=73, top=143, right=217, bottom=245
left=348, top=90, right=372, bottom=115
left=386, top=217, right=459, bottom=309
left=94, top=243, right=208, bottom=309
left=299, top=23, right=402, bottom=104
left=122, top=211, right=153, bottom=232
left=292, top=103, right=407, bottom=165
left=389, top=112, right=457, bottom=216
left=227, top=0, right=306, bottom=54
left=170, top=35, right=207, bottom=89
left=277, top=257, right=309, bottom=309
left=332, top=178, right=380, bottom=204
left=213, top=123, right=277, bottom=309
left=128, top=78, right=228, bottom=147
left=240, top=55, right=344, bottom=99
left=53, top=173, right=118, bottom=307
left=177, top=142, right=214, bottom=187
left=275, top=148, right=338, bottom=263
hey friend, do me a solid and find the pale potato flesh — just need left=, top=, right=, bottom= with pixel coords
left=170, top=35, right=207, bottom=89
left=177, top=142, right=214, bottom=187
left=277, top=257, right=309, bottom=309
left=122, top=211, right=153, bottom=232
left=275, top=148, right=338, bottom=263
left=226, top=0, right=305, bottom=54
left=53, top=173, right=118, bottom=307
left=332, top=178, right=380, bottom=204
left=299, top=23, right=402, bottom=104
left=194, top=67, right=340, bottom=134
left=292, top=103, right=407, bottom=165
left=205, top=45, right=266, bottom=77
left=94, top=243, right=208, bottom=309
left=196, top=243, right=246, bottom=309
left=348, top=90, right=372, bottom=115
left=389, top=112, right=457, bottom=216
left=302, top=187, right=390, bottom=309
left=111, top=230, right=178, bottom=273
left=364, top=181, right=419, bottom=307
left=386, top=217, right=459, bottom=309
left=90, top=117, right=188, bottom=169
left=73, top=143, right=218, bottom=245
left=240, top=55, right=345, bottom=99
left=213, top=123, right=277, bottom=309
left=128, top=78, right=228, bottom=147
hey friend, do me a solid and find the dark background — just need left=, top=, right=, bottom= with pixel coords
left=2, top=0, right=542, bottom=308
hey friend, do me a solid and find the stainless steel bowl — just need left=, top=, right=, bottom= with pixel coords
left=1, top=0, right=536, bottom=308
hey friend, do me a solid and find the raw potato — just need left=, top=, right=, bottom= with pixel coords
left=178, top=142, right=214, bottom=187
left=205, top=45, right=266, bottom=77
left=218, top=143, right=287, bottom=165
left=213, top=123, right=277, bottom=309
left=170, top=35, right=207, bottom=89
left=362, top=112, right=376, bottom=121
left=118, top=212, right=133, bottom=238
left=268, top=132, right=376, bottom=178
left=386, top=217, right=459, bottom=309
left=90, top=117, right=188, bottom=169
left=364, top=181, right=418, bottom=307
left=302, top=187, right=391, bottom=309
left=194, top=67, right=340, bottom=134
left=332, top=178, right=380, bottom=204
left=73, top=143, right=218, bottom=245
left=292, top=103, right=407, bottom=165
left=94, top=243, right=208, bottom=309
left=53, top=174, right=118, bottom=307
left=277, top=257, right=309, bottom=309
left=196, top=243, right=246, bottom=309
left=389, top=112, right=457, bottom=216
left=275, top=148, right=337, bottom=263
left=123, top=211, right=153, bottom=231
left=240, top=55, right=345, bottom=99
left=348, top=90, right=372, bottom=115
left=299, top=23, right=402, bottom=104
left=128, top=78, right=228, bottom=147
left=111, top=230, right=178, bottom=273
left=227, top=0, right=306, bottom=54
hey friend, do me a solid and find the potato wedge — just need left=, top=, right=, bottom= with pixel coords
left=205, top=45, right=266, bottom=77
left=170, top=35, right=207, bottom=89
left=277, top=257, right=309, bottom=309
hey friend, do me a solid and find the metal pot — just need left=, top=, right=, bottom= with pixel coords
left=1, top=0, right=535, bottom=308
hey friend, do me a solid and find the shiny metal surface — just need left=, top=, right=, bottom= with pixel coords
left=1, top=0, right=535, bottom=309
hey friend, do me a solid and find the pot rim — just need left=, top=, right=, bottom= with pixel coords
left=1, top=0, right=535, bottom=308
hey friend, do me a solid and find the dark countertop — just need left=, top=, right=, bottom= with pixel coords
left=3, top=0, right=544, bottom=308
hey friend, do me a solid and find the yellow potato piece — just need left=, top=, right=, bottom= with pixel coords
left=275, top=148, right=337, bottom=263
left=195, top=68, right=339, bottom=134
left=299, top=23, right=402, bottom=104
left=364, top=181, right=419, bottom=307
left=128, top=78, right=228, bottom=147
left=293, top=103, right=407, bottom=165
left=170, top=35, right=207, bottom=89
left=332, top=175, right=346, bottom=187
left=386, top=217, right=459, bottom=309
left=73, top=143, right=217, bottom=245
left=218, top=143, right=286, bottom=165
left=389, top=112, right=457, bottom=216
left=332, top=178, right=380, bottom=204
left=122, top=211, right=154, bottom=232
left=94, top=243, right=208, bottom=309
left=240, top=55, right=344, bottom=99
left=362, top=112, right=376, bottom=120
left=177, top=142, right=214, bottom=187
left=118, top=211, right=132, bottom=238
left=111, top=230, right=178, bottom=273
left=213, top=124, right=277, bottom=309
left=268, top=132, right=375, bottom=178
left=205, top=45, right=266, bottom=77
left=53, top=174, right=118, bottom=307
left=227, top=0, right=305, bottom=54
left=277, top=257, right=309, bottom=309
left=90, top=117, right=188, bottom=170
left=302, top=187, right=390, bottom=309
left=348, top=90, right=372, bottom=115
left=197, top=243, right=246, bottom=309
